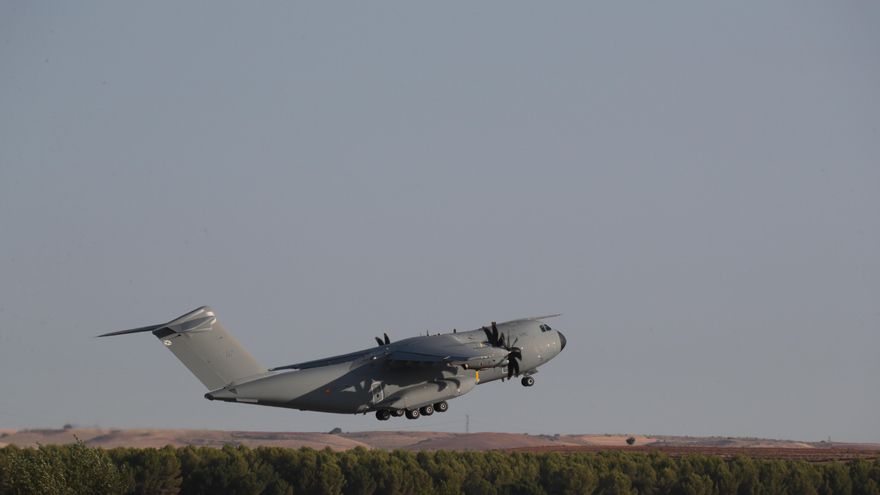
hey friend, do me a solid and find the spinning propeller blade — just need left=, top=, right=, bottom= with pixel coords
left=484, top=322, right=524, bottom=379
left=376, top=333, right=392, bottom=347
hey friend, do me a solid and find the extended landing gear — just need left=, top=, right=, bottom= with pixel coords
left=521, top=376, right=535, bottom=387
left=375, top=401, right=449, bottom=420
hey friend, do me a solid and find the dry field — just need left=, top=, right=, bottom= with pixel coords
left=2, top=428, right=878, bottom=461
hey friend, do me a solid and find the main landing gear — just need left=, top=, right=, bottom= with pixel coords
left=521, top=376, right=535, bottom=387
left=374, top=400, right=449, bottom=421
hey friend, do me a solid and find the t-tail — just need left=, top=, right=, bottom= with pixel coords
left=97, top=306, right=267, bottom=390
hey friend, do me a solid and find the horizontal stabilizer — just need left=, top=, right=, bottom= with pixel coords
left=98, top=306, right=266, bottom=390
left=97, top=324, right=165, bottom=338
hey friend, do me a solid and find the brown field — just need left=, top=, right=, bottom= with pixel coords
left=1, top=428, right=878, bottom=461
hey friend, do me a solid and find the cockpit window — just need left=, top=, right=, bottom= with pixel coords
left=540, top=324, right=552, bottom=332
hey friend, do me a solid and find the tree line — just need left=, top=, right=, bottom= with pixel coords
left=1, top=443, right=879, bottom=495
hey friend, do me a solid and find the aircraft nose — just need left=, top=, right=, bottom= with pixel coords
left=558, top=331, right=567, bottom=351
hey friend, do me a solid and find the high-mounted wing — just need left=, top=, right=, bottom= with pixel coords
left=386, top=334, right=502, bottom=367
left=387, top=349, right=484, bottom=364
left=270, top=330, right=513, bottom=372
left=270, top=348, right=376, bottom=371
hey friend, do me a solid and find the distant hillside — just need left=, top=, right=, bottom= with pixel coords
left=3, top=428, right=875, bottom=453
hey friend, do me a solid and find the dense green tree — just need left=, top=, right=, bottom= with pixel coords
left=0, top=445, right=69, bottom=494
left=819, top=462, right=853, bottom=495
left=596, top=470, right=636, bottom=495
left=0, top=441, right=127, bottom=495
left=850, top=459, right=880, bottom=495
left=244, top=447, right=293, bottom=495
left=757, top=459, right=787, bottom=494
left=540, top=452, right=598, bottom=495
left=316, top=448, right=346, bottom=495
left=110, top=446, right=182, bottom=495
left=417, top=450, right=467, bottom=495
left=177, top=445, right=275, bottom=495
left=4, top=442, right=880, bottom=494
left=339, top=447, right=380, bottom=495
left=674, top=471, right=717, bottom=495
left=728, top=456, right=759, bottom=495
left=785, top=461, right=821, bottom=495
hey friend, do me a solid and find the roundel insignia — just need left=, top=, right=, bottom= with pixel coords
left=163, top=339, right=173, bottom=346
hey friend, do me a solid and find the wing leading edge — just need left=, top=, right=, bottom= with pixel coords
left=270, top=348, right=377, bottom=371
left=270, top=334, right=497, bottom=371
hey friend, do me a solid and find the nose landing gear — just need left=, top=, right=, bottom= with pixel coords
left=521, top=376, right=535, bottom=387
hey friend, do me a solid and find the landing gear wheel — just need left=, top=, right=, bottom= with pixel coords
left=521, top=376, right=535, bottom=387
left=391, top=409, right=405, bottom=417
left=375, top=410, right=391, bottom=421
left=434, top=401, right=449, bottom=413
left=419, top=405, right=434, bottom=416
left=405, top=409, right=420, bottom=420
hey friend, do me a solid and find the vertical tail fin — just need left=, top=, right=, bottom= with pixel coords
left=98, top=306, right=267, bottom=390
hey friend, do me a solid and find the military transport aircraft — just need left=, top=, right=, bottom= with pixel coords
left=99, top=307, right=567, bottom=420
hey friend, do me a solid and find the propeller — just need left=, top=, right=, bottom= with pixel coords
left=506, top=346, right=522, bottom=379
left=375, top=333, right=390, bottom=347
left=483, top=321, right=523, bottom=379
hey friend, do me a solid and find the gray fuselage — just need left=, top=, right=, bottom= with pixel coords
left=206, top=319, right=566, bottom=414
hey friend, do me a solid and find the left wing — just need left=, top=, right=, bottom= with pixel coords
left=387, top=349, right=483, bottom=364
left=270, top=348, right=376, bottom=371
left=270, top=333, right=506, bottom=371
left=387, top=334, right=503, bottom=368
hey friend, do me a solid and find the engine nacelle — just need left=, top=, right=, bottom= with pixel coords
left=458, top=347, right=510, bottom=371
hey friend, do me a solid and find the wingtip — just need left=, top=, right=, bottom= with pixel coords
left=502, top=313, right=563, bottom=325
left=535, top=313, right=563, bottom=320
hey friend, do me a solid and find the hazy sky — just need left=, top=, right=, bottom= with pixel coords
left=1, top=2, right=878, bottom=442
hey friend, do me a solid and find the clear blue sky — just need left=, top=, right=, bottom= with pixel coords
left=1, top=2, right=878, bottom=441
